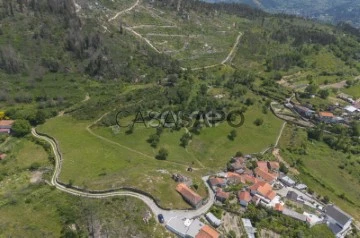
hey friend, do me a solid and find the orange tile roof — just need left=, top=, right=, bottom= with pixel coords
left=240, top=174, right=258, bottom=185
left=215, top=188, right=230, bottom=200
left=209, top=177, right=225, bottom=186
left=257, top=161, right=268, bottom=172
left=249, top=181, right=276, bottom=201
left=226, top=172, right=243, bottom=183
left=195, top=225, right=220, bottom=238
left=254, top=167, right=277, bottom=183
left=238, top=191, right=251, bottom=202
left=275, top=203, right=284, bottom=211
left=319, top=112, right=334, bottom=117
left=176, top=183, right=202, bottom=206
left=269, top=161, right=280, bottom=170
left=0, top=120, right=14, bottom=126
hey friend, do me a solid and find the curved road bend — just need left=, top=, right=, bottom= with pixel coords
left=31, top=129, right=215, bottom=223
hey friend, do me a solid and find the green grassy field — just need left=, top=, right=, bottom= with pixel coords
left=37, top=100, right=282, bottom=208
left=279, top=125, right=360, bottom=221
left=342, top=84, right=360, bottom=98
left=0, top=137, right=171, bottom=237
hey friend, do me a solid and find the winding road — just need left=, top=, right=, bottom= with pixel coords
left=31, top=129, right=215, bottom=224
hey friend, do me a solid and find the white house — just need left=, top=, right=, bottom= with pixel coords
left=324, top=205, right=352, bottom=238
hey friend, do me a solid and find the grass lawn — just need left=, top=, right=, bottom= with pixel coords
left=37, top=103, right=282, bottom=208
left=279, top=125, right=360, bottom=221
left=341, top=84, right=360, bottom=98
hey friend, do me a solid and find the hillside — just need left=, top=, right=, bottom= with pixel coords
left=204, top=0, right=360, bottom=28
left=0, top=0, right=360, bottom=236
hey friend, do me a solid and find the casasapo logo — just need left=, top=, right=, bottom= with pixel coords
left=115, top=110, right=245, bottom=129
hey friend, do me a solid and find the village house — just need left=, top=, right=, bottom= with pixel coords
left=280, top=176, right=296, bottom=187
left=318, top=112, right=343, bottom=124
left=215, top=188, right=230, bottom=203
left=268, top=161, right=280, bottom=172
left=195, top=225, right=220, bottom=238
left=229, top=157, right=247, bottom=171
left=176, top=183, right=203, bottom=209
left=0, top=120, right=15, bottom=134
left=248, top=181, right=276, bottom=203
left=226, top=172, right=243, bottom=185
left=242, top=218, right=256, bottom=238
left=274, top=203, right=284, bottom=212
left=205, top=212, right=222, bottom=228
left=238, top=190, right=252, bottom=207
left=254, top=167, right=278, bottom=185
left=293, top=104, right=315, bottom=118
left=208, top=177, right=227, bottom=190
left=325, top=205, right=352, bottom=238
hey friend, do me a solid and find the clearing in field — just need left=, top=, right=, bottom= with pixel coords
left=38, top=103, right=282, bottom=208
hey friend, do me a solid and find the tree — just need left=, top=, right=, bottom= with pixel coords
left=254, top=118, right=263, bottom=126
left=147, top=134, right=160, bottom=148
left=156, top=148, right=168, bottom=160
left=180, top=132, right=192, bottom=147
left=279, top=162, right=288, bottom=174
left=228, top=129, right=237, bottom=140
left=318, top=89, right=329, bottom=99
left=12, top=119, right=31, bottom=137
left=305, top=84, right=319, bottom=95
left=235, top=151, right=243, bottom=157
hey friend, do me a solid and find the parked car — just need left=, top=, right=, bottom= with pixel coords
left=158, top=214, right=164, bottom=223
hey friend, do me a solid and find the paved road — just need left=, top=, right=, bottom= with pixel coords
left=31, top=129, right=214, bottom=223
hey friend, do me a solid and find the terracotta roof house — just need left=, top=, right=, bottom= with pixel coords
left=238, top=190, right=252, bottom=207
left=0, top=120, right=14, bottom=134
left=256, top=161, right=268, bottom=172
left=319, top=112, right=334, bottom=118
left=275, top=203, right=284, bottom=212
left=208, top=177, right=226, bottom=189
left=240, top=174, right=258, bottom=185
left=195, top=225, right=220, bottom=238
left=254, top=167, right=278, bottom=184
left=229, top=157, right=246, bottom=171
left=226, top=172, right=243, bottom=184
left=249, top=181, right=276, bottom=202
left=215, top=188, right=230, bottom=203
left=268, top=161, right=280, bottom=171
left=176, top=183, right=203, bottom=209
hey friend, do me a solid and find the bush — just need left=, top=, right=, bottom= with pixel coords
left=155, top=148, right=168, bottom=160
left=254, top=118, right=263, bottom=126
left=12, top=119, right=31, bottom=137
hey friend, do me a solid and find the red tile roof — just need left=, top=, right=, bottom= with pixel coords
left=209, top=177, right=225, bottom=186
left=275, top=203, right=284, bottom=211
left=176, top=183, right=202, bottom=206
left=215, top=188, right=230, bottom=200
left=238, top=191, right=251, bottom=202
left=0, top=120, right=14, bottom=126
left=240, top=174, right=258, bottom=185
left=254, top=167, right=277, bottom=183
left=195, top=225, right=220, bottom=238
left=268, top=161, right=280, bottom=170
left=257, top=161, right=268, bottom=172
left=319, top=112, right=334, bottom=117
left=226, top=172, right=243, bottom=184
left=249, top=181, right=276, bottom=201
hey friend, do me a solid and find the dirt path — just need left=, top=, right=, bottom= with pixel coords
left=272, top=148, right=299, bottom=175
left=108, top=0, right=140, bottom=22
left=320, top=80, right=347, bottom=89
left=221, top=32, right=243, bottom=64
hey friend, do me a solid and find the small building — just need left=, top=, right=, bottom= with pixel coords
left=286, top=191, right=298, bottom=201
left=293, top=105, right=315, bottom=118
left=249, top=181, right=276, bottom=202
left=195, top=225, right=220, bottom=238
left=344, top=105, right=359, bottom=113
left=295, top=184, right=307, bottom=190
left=226, top=172, right=243, bottom=185
left=242, top=218, right=256, bottom=238
left=205, top=212, right=222, bottom=227
left=208, top=177, right=226, bottom=189
left=176, top=183, right=203, bottom=209
left=166, top=218, right=204, bottom=238
left=0, top=120, right=14, bottom=134
left=215, top=188, right=230, bottom=203
left=318, top=112, right=343, bottom=124
left=282, top=208, right=307, bottom=222
left=254, top=167, right=277, bottom=184
left=229, top=157, right=246, bottom=171
left=274, top=203, right=284, bottom=212
left=268, top=161, right=280, bottom=172
left=238, top=190, right=252, bottom=207
left=173, top=174, right=190, bottom=184
left=325, top=205, right=352, bottom=238
left=280, top=176, right=296, bottom=187
left=256, top=161, right=269, bottom=172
